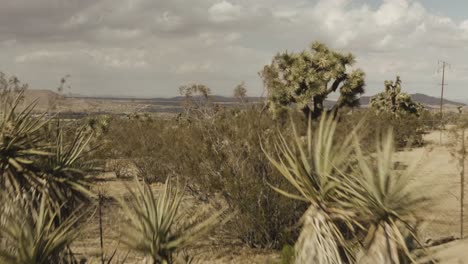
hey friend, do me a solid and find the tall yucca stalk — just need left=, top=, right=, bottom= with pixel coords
left=119, top=178, right=227, bottom=264
left=0, top=192, right=85, bottom=264
left=353, top=131, right=432, bottom=264
left=263, top=115, right=359, bottom=263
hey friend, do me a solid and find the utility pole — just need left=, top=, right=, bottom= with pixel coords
left=439, top=60, right=450, bottom=144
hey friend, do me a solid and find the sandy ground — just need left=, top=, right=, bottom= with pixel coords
left=72, top=129, right=468, bottom=263
left=71, top=174, right=280, bottom=263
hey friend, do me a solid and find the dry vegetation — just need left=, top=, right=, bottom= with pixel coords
left=2, top=42, right=468, bottom=264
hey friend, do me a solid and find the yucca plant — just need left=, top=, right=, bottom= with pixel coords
left=265, top=114, right=432, bottom=263
left=352, top=131, right=432, bottom=264
left=39, top=126, right=95, bottom=216
left=1, top=83, right=95, bottom=216
left=119, top=178, right=227, bottom=264
left=263, top=114, right=360, bottom=263
left=0, top=192, right=86, bottom=264
left=0, top=88, right=51, bottom=193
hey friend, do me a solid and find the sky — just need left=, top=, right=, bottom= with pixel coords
left=1, top=0, right=468, bottom=99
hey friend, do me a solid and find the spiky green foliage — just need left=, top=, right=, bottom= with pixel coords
left=0, top=89, right=51, bottom=193
left=370, top=76, right=423, bottom=117
left=265, top=115, right=432, bottom=263
left=263, top=114, right=359, bottom=263
left=260, top=42, right=366, bottom=119
left=353, top=131, right=432, bottom=263
left=119, top=179, right=227, bottom=264
left=40, top=127, right=95, bottom=214
left=0, top=193, right=85, bottom=264
left=0, top=74, right=95, bottom=215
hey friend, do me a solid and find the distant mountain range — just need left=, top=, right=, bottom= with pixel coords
left=26, top=89, right=465, bottom=109
left=144, top=93, right=464, bottom=107
left=359, top=93, right=465, bottom=107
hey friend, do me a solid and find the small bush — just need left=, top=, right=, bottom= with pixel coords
left=107, top=159, right=132, bottom=178
left=103, top=106, right=306, bottom=248
left=337, top=110, right=426, bottom=150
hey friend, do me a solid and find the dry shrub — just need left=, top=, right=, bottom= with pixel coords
left=102, top=105, right=429, bottom=250
left=104, top=106, right=306, bottom=248
left=107, top=159, right=132, bottom=178
left=336, top=110, right=426, bottom=150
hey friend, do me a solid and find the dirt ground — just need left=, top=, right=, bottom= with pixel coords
left=72, top=129, right=468, bottom=263
left=71, top=174, right=280, bottom=263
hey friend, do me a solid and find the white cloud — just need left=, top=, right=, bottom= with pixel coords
left=225, top=32, right=241, bottom=42
left=83, top=48, right=148, bottom=69
left=174, top=61, right=215, bottom=74
left=15, top=50, right=69, bottom=63
left=16, top=48, right=148, bottom=69
left=156, top=11, right=182, bottom=31
left=2, top=0, right=468, bottom=97
left=209, top=1, right=242, bottom=22
left=461, top=20, right=468, bottom=31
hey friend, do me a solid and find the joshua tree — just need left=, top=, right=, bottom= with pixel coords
left=370, top=76, right=423, bottom=117
left=260, top=42, right=365, bottom=119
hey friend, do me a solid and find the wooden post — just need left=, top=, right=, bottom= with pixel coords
left=99, top=190, right=105, bottom=264
left=461, top=127, right=465, bottom=239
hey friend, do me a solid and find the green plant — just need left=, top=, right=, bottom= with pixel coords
left=265, top=114, right=432, bottom=263
left=119, top=178, right=227, bottom=264
left=1, top=72, right=96, bottom=220
left=0, top=193, right=86, bottom=264
left=353, top=131, right=432, bottom=263
left=264, top=114, right=359, bottom=263
left=337, top=110, right=425, bottom=149
left=370, top=76, right=423, bottom=117
left=280, top=245, right=295, bottom=264
left=260, top=41, right=365, bottom=119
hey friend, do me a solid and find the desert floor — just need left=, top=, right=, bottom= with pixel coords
left=72, top=129, right=468, bottom=263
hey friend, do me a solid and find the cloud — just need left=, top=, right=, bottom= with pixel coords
left=15, top=48, right=148, bottom=69
left=460, top=20, right=468, bottom=31
left=0, top=0, right=468, bottom=97
left=174, top=61, right=215, bottom=74
left=15, top=50, right=69, bottom=63
left=209, top=1, right=242, bottom=22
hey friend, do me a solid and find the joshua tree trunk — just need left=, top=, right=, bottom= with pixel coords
left=301, top=104, right=312, bottom=119
left=357, top=223, right=399, bottom=264
left=312, top=96, right=324, bottom=119
left=295, top=206, right=343, bottom=264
